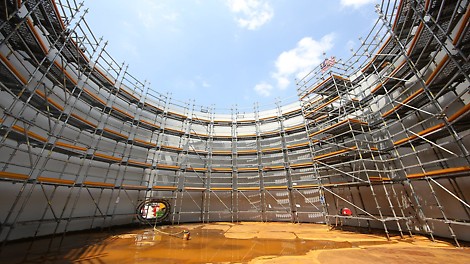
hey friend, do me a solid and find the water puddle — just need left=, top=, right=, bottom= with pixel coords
left=0, top=223, right=392, bottom=263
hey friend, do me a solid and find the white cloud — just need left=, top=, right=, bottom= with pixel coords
left=163, top=12, right=179, bottom=22
left=252, top=34, right=335, bottom=97
left=195, top=75, right=211, bottom=88
left=254, top=82, right=273, bottom=97
left=202, top=81, right=211, bottom=88
left=340, top=0, right=376, bottom=9
left=136, top=0, right=179, bottom=29
left=226, top=0, right=274, bottom=30
left=136, top=0, right=159, bottom=29
left=272, top=34, right=335, bottom=89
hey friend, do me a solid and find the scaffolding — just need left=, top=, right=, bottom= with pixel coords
left=297, top=0, right=470, bottom=246
left=0, top=0, right=468, bottom=251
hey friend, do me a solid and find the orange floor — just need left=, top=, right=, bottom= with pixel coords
left=1, top=222, right=469, bottom=263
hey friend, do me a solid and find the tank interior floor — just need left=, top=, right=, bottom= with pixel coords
left=1, top=222, right=469, bottom=263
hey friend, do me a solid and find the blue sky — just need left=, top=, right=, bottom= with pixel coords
left=84, top=0, right=378, bottom=110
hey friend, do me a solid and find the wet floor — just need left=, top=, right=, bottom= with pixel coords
left=1, top=222, right=469, bottom=263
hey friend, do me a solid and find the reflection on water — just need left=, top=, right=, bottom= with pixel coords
left=126, top=228, right=342, bottom=263
left=0, top=223, right=390, bottom=263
